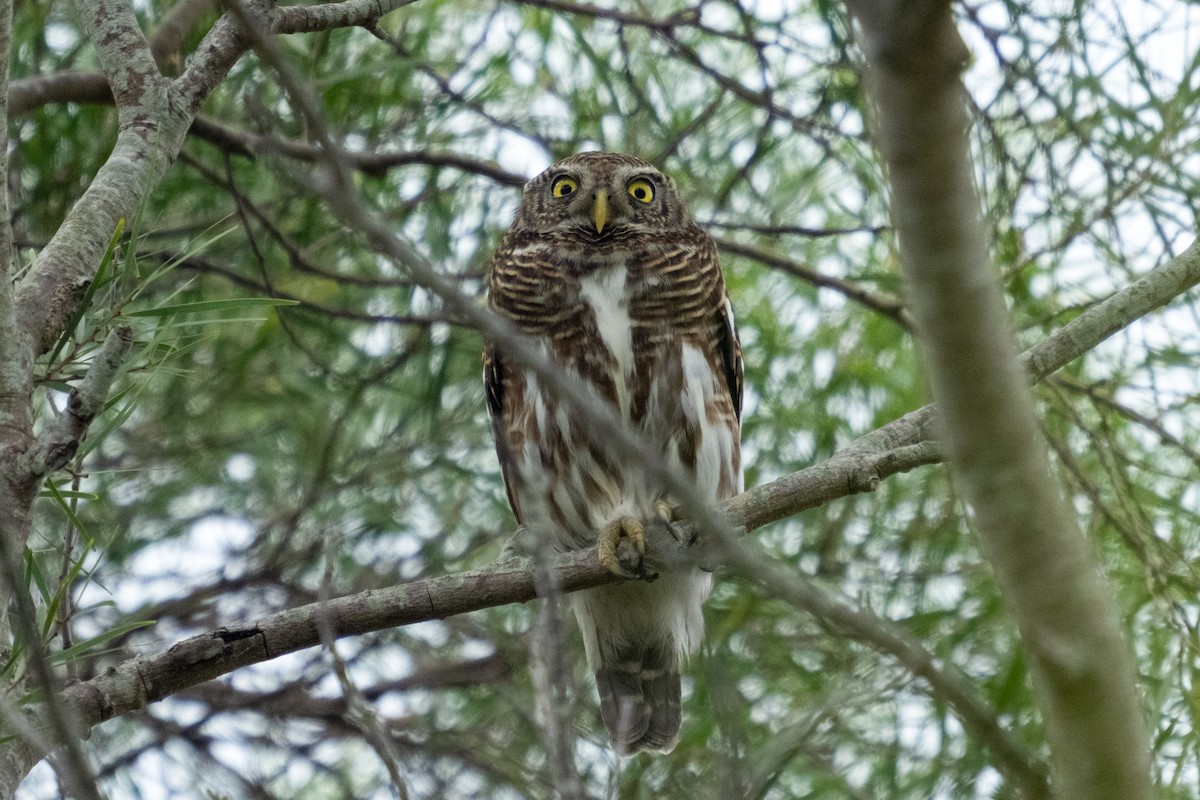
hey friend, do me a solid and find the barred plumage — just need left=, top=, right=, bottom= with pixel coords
left=485, top=152, right=742, bottom=754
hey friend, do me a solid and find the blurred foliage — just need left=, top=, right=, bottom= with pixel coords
left=10, top=0, right=1200, bottom=798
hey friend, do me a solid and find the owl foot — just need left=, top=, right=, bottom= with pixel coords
left=598, top=515, right=653, bottom=579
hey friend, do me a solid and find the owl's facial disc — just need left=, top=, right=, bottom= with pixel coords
left=533, top=158, right=671, bottom=241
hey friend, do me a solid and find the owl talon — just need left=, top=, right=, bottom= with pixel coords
left=652, top=499, right=690, bottom=545
left=598, top=515, right=647, bottom=579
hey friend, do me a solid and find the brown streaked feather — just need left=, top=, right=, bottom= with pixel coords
left=717, top=295, right=744, bottom=422
left=483, top=344, right=523, bottom=525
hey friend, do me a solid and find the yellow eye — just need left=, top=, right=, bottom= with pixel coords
left=551, top=176, right=578, bottom=198
left=628, top=179, right=654, bottom=203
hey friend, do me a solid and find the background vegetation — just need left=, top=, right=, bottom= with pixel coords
left=3, top=0, right=1198, bottom=798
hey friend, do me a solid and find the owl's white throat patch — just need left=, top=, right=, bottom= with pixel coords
left=578, top=264, right=635, bottom=416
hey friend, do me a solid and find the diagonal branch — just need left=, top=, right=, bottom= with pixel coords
left=14, top=0, right=420, bottom=362
left=714, top=237, right=914, bottom=330
left=847, top=2, right=1153, bottom=799
left=188, top=115, right=526, bottom=183
left=16, top=0, right=170, bottom=360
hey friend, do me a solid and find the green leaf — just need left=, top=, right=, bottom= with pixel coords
left=46, top=216, right=124, bottom=368
left=43, top=481, right=91, bottom=543
left=22, top=549, right=50, bottom=606
left=124, top=298, right=300, bottom=318
left=46, top=620, right=157, bottom=667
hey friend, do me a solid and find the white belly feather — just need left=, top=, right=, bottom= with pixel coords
left=578, top=265, right=636, bottom=418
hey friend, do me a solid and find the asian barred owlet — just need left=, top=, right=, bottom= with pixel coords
left=484, top=152, right=742, bottom=754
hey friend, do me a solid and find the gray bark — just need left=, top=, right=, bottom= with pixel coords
left=846, top=2, right=1154, bottom=798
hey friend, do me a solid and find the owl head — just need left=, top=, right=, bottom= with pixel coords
left=512, top=152, right=694, bottom=242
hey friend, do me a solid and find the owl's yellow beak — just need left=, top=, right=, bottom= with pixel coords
left=591, top=190, right=609, bottom=234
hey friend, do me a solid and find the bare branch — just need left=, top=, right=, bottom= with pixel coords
left=848, top=3, right=1153, bottom=799
left=272, top=0, right=421, bottom=33
left=188, top=115, right=526, bottom=184
left=715, top=237, right=913, bottom=330
left=63, top=549, right=615, bottom=732
left=74, top=0, right=165, bottom=113
left=9, top=72, right=111, bottom=117
left=0, top=0, right=21, bottom=437
left=1024, top=237, right=1200, bottom=382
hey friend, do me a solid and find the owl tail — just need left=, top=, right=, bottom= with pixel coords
left=594, top=640, right=682, bottom=754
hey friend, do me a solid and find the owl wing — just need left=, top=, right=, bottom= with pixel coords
left=716, top=292, right=743, bottom=424
left=483, top=343, right=524, bottom=526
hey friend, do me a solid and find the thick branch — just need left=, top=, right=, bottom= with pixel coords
left=0, top=0, right=20, bottom=436
left=848, top=2, right=1152, bottom=799
left=0, top=0, right=33, bottom=680
left=16, top=0, right=170, bottom=359
left=64, top=550, right=614, bottom=731
left=76, top=0, right=165, bottom=113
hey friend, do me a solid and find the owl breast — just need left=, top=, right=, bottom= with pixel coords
left=500, top=248, right=740, bottom=551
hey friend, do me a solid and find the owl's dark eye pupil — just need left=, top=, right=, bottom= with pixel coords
left=561, top=185, right=573, bottom=195
left=634, top=188, right=646, bottom=199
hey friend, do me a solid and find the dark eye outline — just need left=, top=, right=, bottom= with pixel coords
left=627, top=178, right=655, bottom=203
left=551, top=176, right=579, bottom=198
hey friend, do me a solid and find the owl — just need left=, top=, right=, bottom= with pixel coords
left=484, top=152, right=742, bottom=754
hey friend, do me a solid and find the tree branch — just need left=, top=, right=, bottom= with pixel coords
left=847, top=2, right=1153, bottom=799
left=0, top=0, right=21, bottom=444
left=1024, top=237, right=1200, bottom=382
left=717, top=540, right=1053, bottom=800
left=714, top=237, right=913, bottom=330
left=15, top=0, right=172, bottom=360
left=19, top=326, right=133, bottom=478
left=64, top=549, right=615, bottom=731
left=9, top=71, right=112, bottom=117
left=188, top=115, right=526, bottom=184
